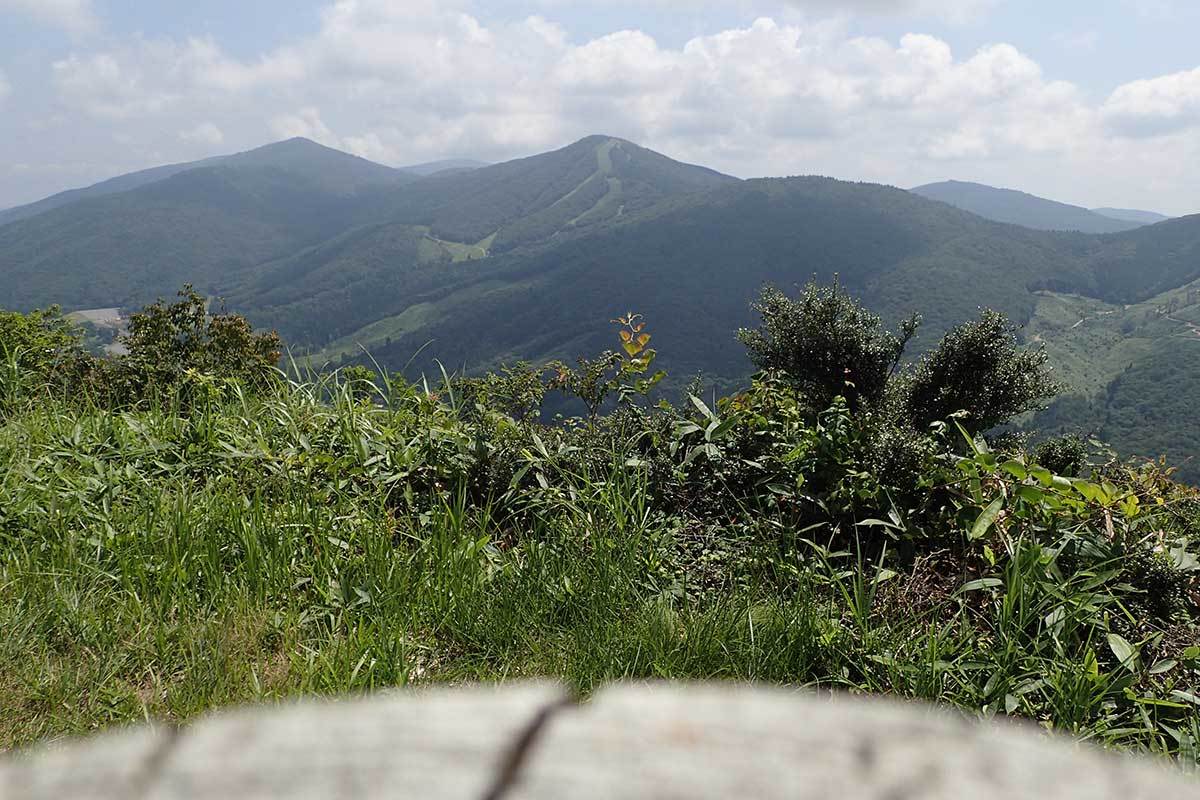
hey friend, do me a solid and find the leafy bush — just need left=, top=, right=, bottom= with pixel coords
left=1032, top=434, right=1088, bottom=477
left=898, top=309, right=1058, bottom=434
left=0, top=306, right=107, bottom=415
left=119, top=286, right=282, bottom=399
left=737, top=282, right=919, bottom=412
left=0, top=306, right=80, bottom=377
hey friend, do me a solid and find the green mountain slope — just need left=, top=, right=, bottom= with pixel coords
left=0, top=157, right=229, bottom=229
left=911, top=180, right=1143, bottom=234
left=226, top=137, right=740, bottom=346
left=304, top=175, right=1200, bottom=379
left=0, top=137, right=405, bottom=229
left=306, top=178, right=1077, bottom=378
left=1026, top=278, right=1200, bottom=481
left=361, top=135, right=738, bottom=251
left=0, top=139, right=411, bottom=310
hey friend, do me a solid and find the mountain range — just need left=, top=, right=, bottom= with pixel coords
left=909, top=180, right=1174, bottom=234
left=2, top=136, right=1198, bottom=479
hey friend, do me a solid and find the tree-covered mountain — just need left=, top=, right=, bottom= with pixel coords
left=2, top=134, right=1199, bottom=477
left=0, top=138, right=409, bottom=229
left=910, top=180, right=1145, bottom=234
left=0, top=138, right=413, bottom=310
left=296, top=177, right=1199, bottom=403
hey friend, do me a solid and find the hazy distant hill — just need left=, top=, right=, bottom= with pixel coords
left=1091, top=207, right=1174, bottom=225
left=399, top=159, right=490, bottom=176
left=0, top=138, right=411, bottom=230
left=0, top=157, right=229, bottom=229
left=910, top=180, right=1143, bottom=234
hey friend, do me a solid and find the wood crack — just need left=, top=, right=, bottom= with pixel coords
left=131, top=723, right=183, bottom=799
left=479, top=695, right=576, bottom=800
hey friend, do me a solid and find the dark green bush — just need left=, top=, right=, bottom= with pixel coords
left=119, top=286, right=282, bottom=399
left=1033, top=434, right=1088, bottom=477
left=737, top=282, right=919, bottom=412
left=898, top=310, right=1058, bottom=434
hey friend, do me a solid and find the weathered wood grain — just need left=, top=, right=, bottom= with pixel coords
left=2, top=683, right=1197, bottom=799
left=512, top=684, right=1200, bottom=799
left=0, top=684, right=565, bottom=800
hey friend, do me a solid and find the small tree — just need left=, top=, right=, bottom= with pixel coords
left=120, top=286, right=282, bottom=396
left=0, top=306, right=89, bottom=407
left=899, top=309, right=1058, bottom=433
left=549, top=313, right=665, bottom=420
left=0, top=305, right=82, bottom=363
left=738, top=282, right=919, bottom=411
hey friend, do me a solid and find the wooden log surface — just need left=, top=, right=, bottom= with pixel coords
left=1, top=683, right=1197, bottom=799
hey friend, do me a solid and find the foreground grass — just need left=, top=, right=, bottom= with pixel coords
left=1, top=383, right=1197, bottom=770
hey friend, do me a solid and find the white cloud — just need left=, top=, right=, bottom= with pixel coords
left=0, top=0, right=98, bottom=37
left=780, top=0, right=999, bottom=23
left=270, top=107, right=336, bottom=145
left=179, top=121, right=224, bottom=146
left=1103, top=65, right=1200, bottom=137
left=15, top=0, right=1200, bottom=214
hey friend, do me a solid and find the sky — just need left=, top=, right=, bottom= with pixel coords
left=1, top=0, right=1199, bottom=215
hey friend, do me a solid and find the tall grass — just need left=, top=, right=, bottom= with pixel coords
left=0, top=377, right=1196, bottom=771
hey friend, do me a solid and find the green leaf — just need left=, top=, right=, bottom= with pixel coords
left=688, top=394, right=716, bottom=421
left=1171, top=690, right=1200, bottom=706
left=969, top=497, right=1004, bottom=541
left=1149, top=659, right=1178, bottom=675
left=999, top=460, right=1027, bottom=480
left=1015, top=485, right=1045, bottom=504
left=959, top=577, right=1004, bottom=592
left=1107, top=633, right=1139, bottom=673
left=1029, top=466, right=1053, bottom=487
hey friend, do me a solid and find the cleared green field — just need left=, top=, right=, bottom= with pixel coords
left=1029, top=280, right=1200, bottom=398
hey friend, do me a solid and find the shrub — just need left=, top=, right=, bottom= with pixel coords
left=898, top=309, right=1058, bottom=434
left=0, top=306, right=97, bottom=410
left=118, top=286, right=283, bottom=400
left=738, top=282, right=919, bottom=412
left=1032, top=434, right=1088, bottom=477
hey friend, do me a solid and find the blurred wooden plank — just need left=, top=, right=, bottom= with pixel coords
left=514, top=684, right=1199, bottom=800
left=0, top=684, right=565, bottom=800
left=2, top=683, right=1197, bottom=800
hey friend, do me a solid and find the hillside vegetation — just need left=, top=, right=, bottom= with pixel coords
left=0, top=290, right=1197, bottom=766
left=3, top=135, right=1200, bottom=481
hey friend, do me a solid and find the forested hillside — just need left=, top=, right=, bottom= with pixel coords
left=2, top=135, right=1199, bottom=478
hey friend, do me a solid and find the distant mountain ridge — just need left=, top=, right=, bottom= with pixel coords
left=910, top=180, right=1144, bottom=234
left=399, top=159, right=491, bottom=176
left=0, top=138, right=410, bottom=229
left=1091, top=207, right=1174, bottom=225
